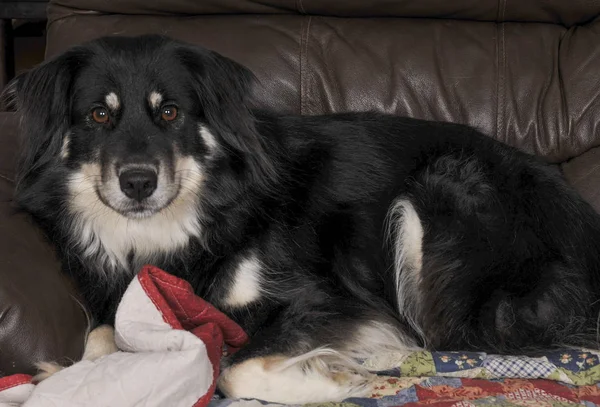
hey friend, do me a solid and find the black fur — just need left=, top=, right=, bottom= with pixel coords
left=6, top=35, right=600, bottom=374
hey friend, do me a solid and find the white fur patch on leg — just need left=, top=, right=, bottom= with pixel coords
left=82, top=324, right=118, bottom=361
left=223, top=255, right=263, bottom=308
left=386, top=198, right=425, bottom=343
left=218, top=351, right=374, bottom=404
left=32, top=325, right=118, bottom=383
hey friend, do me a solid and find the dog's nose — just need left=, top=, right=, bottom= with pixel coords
left=119, top=169, right=157, bottom=201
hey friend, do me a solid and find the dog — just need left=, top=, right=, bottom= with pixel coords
left=5, top=34, right=600, bottom=403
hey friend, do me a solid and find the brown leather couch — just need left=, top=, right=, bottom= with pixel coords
left=2, top=0, right=600, bottom=376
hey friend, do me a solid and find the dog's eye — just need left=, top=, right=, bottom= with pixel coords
left=161, top=106, right=178, bottom=121
left=91, top=107, right=109, bottom=124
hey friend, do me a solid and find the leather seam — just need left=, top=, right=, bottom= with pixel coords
left=499, top=23, right=506, bottom=143
left=556, top=29, right=570, bottom=156
left=300, top=17, right=305, bottom=114
left=300, top=16, right=312, bottom=115
left=494, top=24, right=500, bottom=140
left=305, top=16, right=312, bottom=114
left=495, top=0, right=507, bottom=144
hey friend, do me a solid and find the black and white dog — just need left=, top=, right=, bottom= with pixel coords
left=5, top=34, right=600, bottom=403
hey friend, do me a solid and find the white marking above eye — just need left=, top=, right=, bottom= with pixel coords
left=105, top=92, right=120, bottom=110
left=149, top=91, right=163, bottom=109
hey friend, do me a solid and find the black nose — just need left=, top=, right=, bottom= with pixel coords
left=119, top=169, right=157, bottom=201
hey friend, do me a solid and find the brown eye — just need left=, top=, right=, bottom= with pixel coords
left=91, top=107, right=109, bottom=124
left=161, top=106, right=178, bottom=121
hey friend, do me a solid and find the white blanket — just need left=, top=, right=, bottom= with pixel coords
left=0, top=266, right=248, bottom=407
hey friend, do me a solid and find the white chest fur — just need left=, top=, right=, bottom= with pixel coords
left=67, top=167, right=202, bottom=277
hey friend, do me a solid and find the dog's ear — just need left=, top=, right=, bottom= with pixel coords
left=175, top=45, right=277, bottom=185
left=3, top=48, right=91, bottom=188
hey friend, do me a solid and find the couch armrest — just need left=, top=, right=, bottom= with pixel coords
left=0, top=113, right=87, bottom=376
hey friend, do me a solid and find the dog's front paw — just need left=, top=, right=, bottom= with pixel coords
left=82, top=324, right=118, bottom=361
left=32, top=361, right=66, bottom=383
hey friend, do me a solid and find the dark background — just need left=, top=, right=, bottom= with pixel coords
left=13, top=20, right=45, bottom=74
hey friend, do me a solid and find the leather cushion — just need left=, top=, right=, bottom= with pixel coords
left=0, top=113, right=86, bottom=376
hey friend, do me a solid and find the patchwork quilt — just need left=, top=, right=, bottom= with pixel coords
left=1, top=266, right=599, bottom=406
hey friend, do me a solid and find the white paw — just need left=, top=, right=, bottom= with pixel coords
left=218, top=354, right=375, bottom=404
left=82, top=324, right=118, bottom=361
left=32, top=361, right=65, bottom=383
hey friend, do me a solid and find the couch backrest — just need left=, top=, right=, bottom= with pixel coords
left=50, top=0, right=600, bottom=25
left=42, top=0, right=600, bottom=164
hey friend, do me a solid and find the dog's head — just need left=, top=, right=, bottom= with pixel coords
left=6, top=35, right=273, bottom=220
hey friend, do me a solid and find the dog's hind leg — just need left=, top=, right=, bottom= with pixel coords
left=219, top=350, right=373, bottom=403
left=218, top=303, right=416, bottom=404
